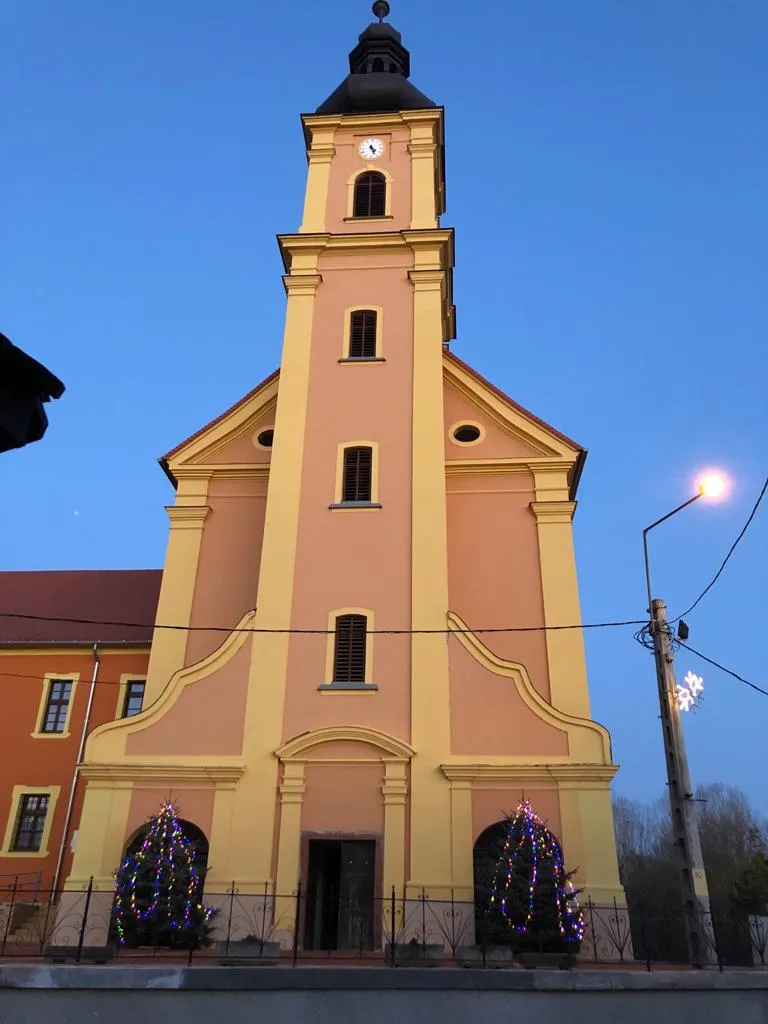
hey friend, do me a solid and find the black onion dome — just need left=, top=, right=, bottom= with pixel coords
left=315, top=3, right=436, bottom=115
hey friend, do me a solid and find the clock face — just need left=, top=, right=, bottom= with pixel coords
left=359, top=137, right=384, bottom=160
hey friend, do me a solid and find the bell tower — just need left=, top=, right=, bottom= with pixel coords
left=258, top=1, right=457, bottom=896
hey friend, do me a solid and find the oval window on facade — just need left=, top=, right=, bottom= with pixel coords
left=452, top=424, right=481, bottom=444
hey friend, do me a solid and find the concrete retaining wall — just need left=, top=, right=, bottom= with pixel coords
left=2, top=965, right=767, bottom=1024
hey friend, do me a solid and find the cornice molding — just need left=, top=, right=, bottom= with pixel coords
left=439, top=763, right=618, bottom=785
left=282, top=273, right=322, bottom=297
left=79, top=763, right=244, bottom=784
left=530, top=500, right=577, bottom=524
left=278, top=229, right=454, bottom=266
left=445, top=459, right=536, bottom=478
left=301, top=109, right=443, bottom=137
left=276, top=725, right=415, bottom=762
left=165, top=505, right=211, bottom=528
left=170, top=468, right=214, bottom=482
left=177, top=464, right=270, bottom=481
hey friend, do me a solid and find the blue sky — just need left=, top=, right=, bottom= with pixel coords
left=3, top=1, right=766, bottom=811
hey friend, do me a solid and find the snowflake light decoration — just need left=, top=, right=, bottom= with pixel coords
left=676, top=670, right=704, bottom=712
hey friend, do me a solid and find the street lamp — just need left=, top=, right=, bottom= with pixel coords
left=642, top=472, right=725, bottom=966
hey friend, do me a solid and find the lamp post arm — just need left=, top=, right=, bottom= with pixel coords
left=642, top=492, right=702, bottom=618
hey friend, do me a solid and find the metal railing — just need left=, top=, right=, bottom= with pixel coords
left=1, top=879, right=767, bottom=970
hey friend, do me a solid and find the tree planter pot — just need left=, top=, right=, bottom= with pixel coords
left=44, top=945, right=116, bottom=964
left=456, top=945, right=516, bottom=968
left=385, top=942, right=445, bottom=966
left=216, top=940, right=281, bottom=965
left=516, top=950, right=576, bottom=970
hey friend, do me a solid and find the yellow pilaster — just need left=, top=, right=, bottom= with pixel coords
left=381, top=759, right=408, bottom=898
left=529, top=467, right=591, bottom=719
left=202, top=782, right=238, bottom=889
left=145, top=489, right=211, bottom=704
left=559, top=780, right=624, bottom=902
left=407, top=120, right=438, bottom=229
left=448, top=779, right=474, bottom=897
left=299, top=125, right=337, bottom=233
left=225, top=269, right=321, bottom=887
left=408, top=266, right=452, bottom=895
left=67, top=782, right=132, bottom=887
left=274, top=761, right=306, bottom=919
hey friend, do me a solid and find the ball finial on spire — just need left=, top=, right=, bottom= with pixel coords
left=372, top=1, right=390, bottom=22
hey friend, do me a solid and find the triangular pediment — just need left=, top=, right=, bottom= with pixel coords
left=443, top=352, right=583, bottom=463
left=162, top=370, right=279, bottom=480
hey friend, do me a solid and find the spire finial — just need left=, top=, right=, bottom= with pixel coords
left=372, top=1, right=390, bottom=22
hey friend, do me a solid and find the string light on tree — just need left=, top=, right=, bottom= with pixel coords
left=113, top=801, right=215, bottom=949
left=486, top=800, right=584, bottom=950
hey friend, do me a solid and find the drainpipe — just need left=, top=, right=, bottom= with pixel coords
left=52, top=642, right=100, bottom=898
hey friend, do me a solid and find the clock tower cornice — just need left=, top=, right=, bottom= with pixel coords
left=278, top=227, right=454, bottom=267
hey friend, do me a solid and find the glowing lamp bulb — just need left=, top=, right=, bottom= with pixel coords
left=698, top=472, right=726, bottom=498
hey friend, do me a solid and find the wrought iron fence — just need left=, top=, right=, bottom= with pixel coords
left=1, top=878, right=766, bottom=970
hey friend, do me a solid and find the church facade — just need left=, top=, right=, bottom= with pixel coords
left=63, top=7, right=624, bottom=947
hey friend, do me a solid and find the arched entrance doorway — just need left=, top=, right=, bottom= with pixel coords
left=112, top=811, right=211, bottom=948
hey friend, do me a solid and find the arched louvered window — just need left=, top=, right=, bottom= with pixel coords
left=342, top=446, right=373, bottom=502
left=353, top=171, right=386, bottom=218
left=349, top=310, right=377, bottom=359
left=333, top=614, right=367, bottom=684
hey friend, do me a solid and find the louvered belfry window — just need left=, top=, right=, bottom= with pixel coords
left=349, top=310, right=377, bottom=359
left=353, top=171, right=386, bottom=218
left=342, top=446, right=373, bottom=502
left=333, top=614, right=367, bottom=684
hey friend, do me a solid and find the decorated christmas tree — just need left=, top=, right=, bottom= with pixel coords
left=482, top=801, right=584, bottom=953
left=112, top=801, right=216, bottom=948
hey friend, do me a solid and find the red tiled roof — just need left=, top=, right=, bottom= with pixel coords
left=0, top=570, right=162, bottom=644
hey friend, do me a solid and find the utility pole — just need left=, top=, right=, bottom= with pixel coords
left=650, top=597, right=712, bottom=965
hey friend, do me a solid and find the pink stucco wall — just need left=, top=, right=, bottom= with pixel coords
left=472, top=787, right=562, bottom=846
left=301, top=764, right=384, bottom=834
left=126, top=640, right=249, bottom=756
left=448, top=637, right=567, bottom=757
left=206, top=407, right=275, bottom=465
left=446, top=469, right=551, bottom=701
left=324, top=127, right=412, bottom=233
left=185, top=475, right=268, bottom=666
left=125, top=788, right=216, bottom=850
left=444, top=384, right=544, bottom=460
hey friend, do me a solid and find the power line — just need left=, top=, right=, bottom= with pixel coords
left=0, top=610, right=646, bottom=635
left=673, top=475, right=768, bottom=623
left=676, top=638, right=768, bottom=699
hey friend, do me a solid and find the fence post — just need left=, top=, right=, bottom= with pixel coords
left=388, top=886, right=396, bottom=966
left=292, top=882, right=302, bottom=967
left=76, top=877, right=94, bottom=964
left=224, top=881, right=235, bottom=958
left=1, top=878, right=19, bottom=955
left=260, top=880, right=269, bottom=954
left=420, top=888, right=426, bottom=951
left=38, top=890, right=55, bottom=956
left=587, top=898, right=598, bottom=962
left=637, top=901, right=652, bottom=972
